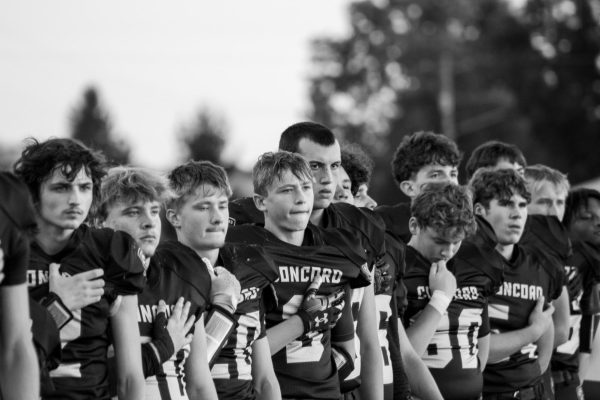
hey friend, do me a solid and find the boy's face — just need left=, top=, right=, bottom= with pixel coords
left=354, top=183, right=377, bottom=210
left=103, top=199, right=162, bottom=257
left=296, top=138, right=341, bottom=211
left=569, top=198, right=600, bottom=245
left=256, top=169, right=313, bottom=235
left=169, top=184, right=229, bottom=252
left=333, top=167, right=354, bottom=205
left=527, top=180, right=567, bottom=221
left=403, top=163, right=458, bottom=198
left=494, top=158, right=525, bottom=177
left=477, top=193, right=528, bottom=245
left=38, top=167, right=93, bottom=231
left=409, top=219, right=464, bottom=263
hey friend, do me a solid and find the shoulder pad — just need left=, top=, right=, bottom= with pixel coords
left=226, top=224, right=269, bottom=245
left=220, top=243, right=279, bottom=284
left=229, top=197, right=264, bottom=226
left=329, top=203, right=386, bottom=259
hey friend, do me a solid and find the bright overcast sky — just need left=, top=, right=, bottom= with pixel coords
left=0, top=0, right=349, bottom=170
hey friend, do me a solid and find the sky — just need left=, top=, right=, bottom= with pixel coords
left=0, top=0, right=349, bottom=170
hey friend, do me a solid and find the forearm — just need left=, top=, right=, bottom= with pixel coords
left=266, top=315, right=304, bottom=355
left=552, top=286, right=570, bottom=347
left=537, top=324, right=554, bottom=373
left=405, top=305, right=444, bottom=356
left=357, top=283, right=382, bottom=400
left=478, top=334, right=490, bottom=370
left=251, top=337, right=281, bottom=400
left=185, top=319, right=218, bottom=400
left=0, top=336, right=39, bottom=400
left=488, top=326, right=539, bottom=363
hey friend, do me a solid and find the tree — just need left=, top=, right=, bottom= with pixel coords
left=308, top=0, right=600, bottom=203
left=70, top=86, right=130, bottom=165
left=178, top=107, right=228, bottom=164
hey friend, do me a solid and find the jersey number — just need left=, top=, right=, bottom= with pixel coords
left=283, top=295, right=325, bottom=363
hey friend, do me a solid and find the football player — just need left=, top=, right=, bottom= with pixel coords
left=470, top=168, right=561, bottom=400
left=14, top=138, right=146, bottom=400
left=166, top=161, right=280, bottom=400
left=465, top=140, right=527, bottom=180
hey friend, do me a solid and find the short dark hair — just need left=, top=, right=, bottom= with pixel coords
left=167, top=160, right=232, bottom=211
left=563, top=188, right=600, bottom=228
left=278, top=122, right=336, bottom=153
left=465, top=140, right=527, bottom=179
left=96, top=166, right=171, bottom=222
left=411, top=182, right=477, bottom=238
left=14, top=137, right=106, bottom=206
left=469, top=168, right=531, bottom=208
left=391, top=131, right=461, bottom=185
left=341, top=144, right=374, bottom=195
left=253, top=151, right=313, bottom=197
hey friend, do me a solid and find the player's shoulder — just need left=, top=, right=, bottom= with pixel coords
left=0, top=171, right=37, bottom=232
left=521, top=214, right=572, bottom=262
left=571, top=241, right=600, bottom=278
left=374, top=202, right=411, bottom=242
left=154, top=241, right=212, bottom=297
left=226, top=223, right=270, bottom=245
left=221, top=243, right=279, bottom=283
left=228, top=196, right=264, bottom=226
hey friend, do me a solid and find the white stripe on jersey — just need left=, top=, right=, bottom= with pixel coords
left=375, top=293, right=394, bottom=385
left=345, top=287, right=365, bottom=381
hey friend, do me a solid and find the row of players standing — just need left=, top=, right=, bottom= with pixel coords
left=0, top=122, right=598, bottom=400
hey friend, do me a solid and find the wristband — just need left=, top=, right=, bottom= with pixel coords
left=141, top=342, right=164, bottom=378
left=41, top=292, right=73, bottom=329
left=204, top=305, right=236, bottom=367
left=149, top=335, right=174, bottom=365
left=428, top=290, right=452, bottom=315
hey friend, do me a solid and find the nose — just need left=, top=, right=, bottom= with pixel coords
left=140, top=210, right=156, bottom=229
left=68, top=187, right=81, bottom=206
left=318, top=165, right=334, bottom=185
left=365, top=195, right=378, bottom=210
left=210, top=207, right=226, bottom=224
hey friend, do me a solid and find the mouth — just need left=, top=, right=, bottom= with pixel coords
left=290, top=210, right=310, bottom=215
left=64, top=209, right=83, bottom=216
left=205, top=228, right=225, bottom=233
left=139, top=235, right=157, bottom=242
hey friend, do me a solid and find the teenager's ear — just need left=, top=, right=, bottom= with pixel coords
left=399, top=180, right=417, bottom=198
left=253, top=193, right=267, bottom=212
left=166, top=209, right=181, bottom=228
left=408, top=216, right=420, bottom=236
left=474, top=203, right=485, bottom=216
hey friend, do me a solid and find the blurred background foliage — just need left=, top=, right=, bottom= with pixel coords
left=308, top=0, right=600, bottom=204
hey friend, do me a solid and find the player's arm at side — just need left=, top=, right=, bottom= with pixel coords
left=397, top=318, right=443, bottom=400
left=111, top=294, right=145, bottom=400
left=488, top=297, right=554, bottom=363
left=478, top=334, right=490, bottom=370
left=551, top=285, right=570, bottom=347
left=536, top=321, right=554, bottom=373
left=356, top=283, right=383, bottom=400
left=0, top=283, right=39, bottom=400
left=266, top=315, right=304, bottom=355
left=184, top=315, right=218, bottom=400
left=251, top=336, right=281, bottom=400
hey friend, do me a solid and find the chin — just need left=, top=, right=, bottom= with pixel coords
left=313, top=199, right=331, bottom=210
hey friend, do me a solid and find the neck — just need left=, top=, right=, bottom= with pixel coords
left=34, top=218, right=75, bottom=255
left=264, top=220, right=305, bottom=246
left=310, top=208, right=324, bottom=226
left=194, top=248, right=220, bottom=268
left=495, top=243, right=515, bottom=260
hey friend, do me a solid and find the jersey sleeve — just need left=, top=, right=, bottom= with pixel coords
left=330, top=285, right=355, bottom=342
left=228, top=197, right=264, bottom=226
left=102, top=229, right=146, bottom=297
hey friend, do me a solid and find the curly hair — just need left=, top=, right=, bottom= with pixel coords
left=341, top=144, right=374, bottom=195
left=167, top=160, right=232, bottom=211
left=469, top=168, right=531, bottom=208
left=411, top=182, right=477, bottom=238
left=563, top=188, right=600, bottom=228
left=96, top=166, right=171, bottom=222
left=253, top=151, right=313, bottom=197
left=14, top=137, right=106, bottom=206
left=465, top=140, right=527, bottom=180
left=278, top=122, right=336, bottom=153
left=391, top=131, right=461, bottom=186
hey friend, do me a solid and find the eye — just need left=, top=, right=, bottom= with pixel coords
left=80, top=184, right=92, bottom=192
left=331, top=162, right=340, bottom=170
left=309, top=163, right=320, bottom=171
left=125, top=210, right=139, bottom=217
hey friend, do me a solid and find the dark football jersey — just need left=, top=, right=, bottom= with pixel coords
left=375, top=202, right=412, bottom=243
left=484, top=245, right=564, bottom=393
left=226, top=223, right=369, bottom=400
left=403, top=218, right=504, bottom=400
left=27, top=224, right=145, bottom=400
left=0, top=172, right=36, bottom=287
left=228, top=197, right=264, bottom=227
left=137, top=240, right=212, bottom=400
left=211, top=243, right=279, bottom=400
